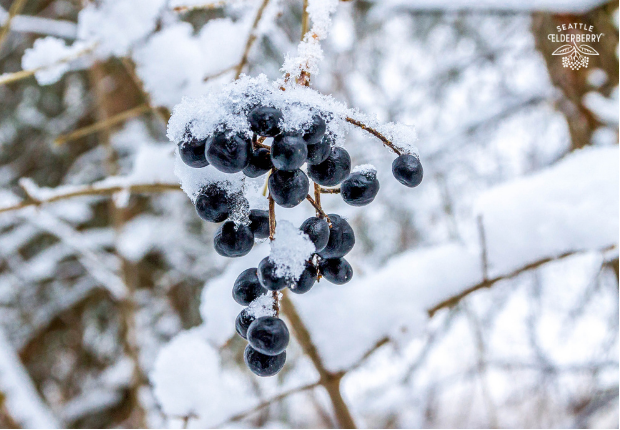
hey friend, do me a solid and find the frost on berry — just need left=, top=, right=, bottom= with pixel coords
left=269, top=221, right=315, bottom=281
left=247, top=293, right=278, bottom=319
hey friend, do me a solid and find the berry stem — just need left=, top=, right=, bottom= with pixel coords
left=313, top=182, right=321, bottom=217
left=320, top=187, right=341, bottom=194
left=254, top=136, right=270, bottom=150
left=305, top=194, right=329, bottom=221
left=345, top=117, right=402, bottom=155
left=268, top=193, right=276, bottom=240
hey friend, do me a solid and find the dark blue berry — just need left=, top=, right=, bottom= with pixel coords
left=233, top=268, right=267, bottom=306
left=300, top=217, right=329, bottom=251
left=249, top=209, right=270, bottom=239
left=194, top=184, right=230, bottom=223
left=307, top=134, right=332, bottom=165
left=318, top=214, right=355, bottom=259
left=268, top=169, right=309, bottom=208
left=247, top=316, right=289, bottom=356
left=235, top=308, right=255, bottom=339
left=319, top=257, right=353, bottom=285
left=392, top=154, right=423, bottom=188
left=244, top=345, right=286, bottom=377
left=205, top=132, right=251, bottom=173
left=248, top=106, right=283, bottom=137
left=289, top=262, right=317, bottom=294
left=307, top=147, right=351, bottom=187
left=271, top=133, right=307, bottom=171
left=179, top=137, right=209, bottom=168
left=302, top=113, right=326, bottom=145
left=243, top=147, right=273, bottom=178
left=341, top=170, right=380, bottom=206
left=214, top=221, right=254, bottom=257
left=257, top=257, right=289, bottom=291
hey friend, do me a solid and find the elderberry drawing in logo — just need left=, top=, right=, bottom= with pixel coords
left=552, top=42, right=599, bottom=70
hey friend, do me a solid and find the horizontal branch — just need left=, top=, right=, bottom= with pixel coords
left=0, top=180, right=180, bottom=215
left=173, top=1, right=227, bottom=12
left=54, top=104, right=152, bottom=145
left=345, top=117, right=401, bottom=155
left=427, top=245, right=617, bottom=317
left=320, top=187, right=340, bottom=194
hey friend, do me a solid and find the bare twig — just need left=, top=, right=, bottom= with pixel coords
left=427, top=245, right=617, bottom=317
left=345, top=117, right=402, bottom=155
left=232, top=0, right=271, bottom=79
left=305, top=194, right=329, bottom=220
left=320, top=187, right=340, bottom=194
left=268, top=192, right=276, bottom=240
left=0, top=181, right=180, bottom=215
left=173, top=1, right=227, bottom=12
left=0, top=0, right=29, bottom=52
left=313, top=183, right=321, bottom=217
left=54, top=104, right=151, bottom=145
left=120, top=58, right=170, bottom=125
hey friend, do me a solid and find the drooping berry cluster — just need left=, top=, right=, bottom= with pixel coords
left=174, top=85, right=423, bottom=376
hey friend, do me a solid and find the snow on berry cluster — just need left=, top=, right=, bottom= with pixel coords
left=168, top=74, right=423, bottom=376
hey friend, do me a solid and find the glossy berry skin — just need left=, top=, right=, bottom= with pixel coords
left=179, top=137, right=210, bottom=168
left=233, top=268, right=267, bottom=306
left=258, top=257, right=289, bottom=291
left=300, top=217, right=330, bottom=252
left=319, top=257, right=353, bottom=285
left=244, top=345, right=286, bottom=377
left=268, top=169, right=309, bottom=208
left=247, top=316, right=289, bottom=356
left=195, top=185, right=230, bottom=223
left=392, top=154, right=423, bottom=188
left=243, top=148, right=273, bottom=178
left=249, top=209, right=270, bottom=239
left=307, top=134, right=332, bottom=165
left=307, top=147, right=351, bottom=187
left=289, top=262, right=317, bottom=294
left=235, top=308, right=256, bottom=339
left=302, top=113, right=326, bottom=145
left=248, top=106, right=283, bottom=137
left=271, top=133, right=307, bottom=171
left=205, top=132, right=251, bottom=173
left=214, top=221, right=254, bottom=257
left=318, top=214, right=355, bottom=259
left=341, top=171, right=380, bottom=206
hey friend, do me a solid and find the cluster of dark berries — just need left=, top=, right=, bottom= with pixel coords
left=177, top=102, right=423, bottom=376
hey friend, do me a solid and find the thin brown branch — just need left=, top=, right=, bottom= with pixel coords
left=280, top=292, right=357, bottom=429
left=233, top=0, right=271, bottom=80
left=54, top=104, right=151, bottom=146
left=214, top=381, right=321, bottom=427
left=268, top=191, right=276, bottom=240
left=313, top=183, right=321, bottom=217
left=0, top=0, right=29, bottom=53
left=254, top=136, right=270, bottom=150
left=345, top=336, right=391, bottom=373
left=0, top=182, right=180, bottom=215
left=320, top=187, right=340, bottom=194
left=120, top=58, right=170, bottom=126
left=173, top=1, right=227, bottom=12
left=427, top=245, right=617, bottom=317
left=345, top=117, right=402, bottom=155
left=305, top=194, right=329, bottom=221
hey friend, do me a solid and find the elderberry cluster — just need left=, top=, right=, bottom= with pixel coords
left=176, top=102, right=423, bottom=377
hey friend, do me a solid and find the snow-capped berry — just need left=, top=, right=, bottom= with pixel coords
left=300, top=217, right=330, bottom=251
left=307, top=134, right=332, bottom=165
left=319, top=258, right=353, bottom=285
left=341, top=169, right=380, bottom=206
left=248, top=106, right=283, bottom=137
left=235, top=308, right=255, bottom=339
left=318, top=214, right=355, bottom=259
left=247, top=316, right=289, bottom=356
left=249, top=209, right=270, bottom=239
left=268, top=169, right=309, bottom=208
left=214, top=221, right=254, bottom=257
left=194, top=184, right=230, bottom=223
left=271, top=133, right=308, bottom=171
left=307, top=147, right=351, bottom=187
left=233, top=268, right=267, bottom=306
left=289, top=262, right=317, bottom=294
left=179, top=137, right=209, bottom=168
left=244, top=345, right=286, bottom=377
left=257, top=257, right=289, bottom=291
left=205, top=132, right=252, bottom=173
left=243, top=147, right=273, bottom=178
left=302, top=113, right=326, bottom=145
left=392, top=154, right=423, bottom=188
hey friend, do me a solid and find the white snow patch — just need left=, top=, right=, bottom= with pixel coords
left=270, top=220, right=315, bottom=281
left=21, top=37, right=89, bottom=85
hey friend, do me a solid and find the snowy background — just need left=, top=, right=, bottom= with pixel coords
left=0, top=0, right=617, bottom=428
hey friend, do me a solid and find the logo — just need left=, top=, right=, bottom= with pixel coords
left=548, top=23, right=604, bottom=70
